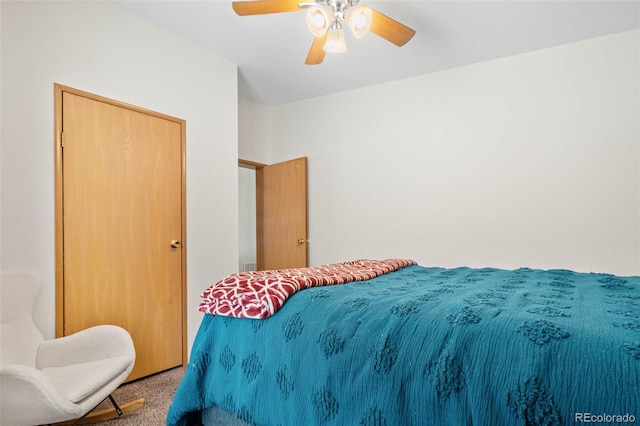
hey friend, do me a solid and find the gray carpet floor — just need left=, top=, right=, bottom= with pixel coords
left=84, top=366, right=249, bottom=426
left=87, top=366, right=184, bottom=425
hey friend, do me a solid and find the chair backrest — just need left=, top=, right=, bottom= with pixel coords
left=1, top=269, right=45, bottom=368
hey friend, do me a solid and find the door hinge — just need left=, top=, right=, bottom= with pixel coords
left=60, top=132, right=65, bottom=148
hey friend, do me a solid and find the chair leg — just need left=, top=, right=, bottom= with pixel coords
left=69, top=394, right=121, bottom=426
left=49, top=395, right=145, bottom=425
left=107, top=394, right=123, bottom=417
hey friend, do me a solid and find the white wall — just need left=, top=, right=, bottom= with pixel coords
left=1, top=1, right=239, bottom=354
left=263, top=30, right=639, bottom=276
left=238, top=95, right=271, bottom=164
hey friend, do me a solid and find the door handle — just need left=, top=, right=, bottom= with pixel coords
left=297, top=239, right=309, bottom=245
left=170, top=240, right=182, bottom=248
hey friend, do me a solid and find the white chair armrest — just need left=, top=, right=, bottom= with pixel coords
left=1, top=365, right=83, bottom=425
left=37, top=325, right=135, bottom=369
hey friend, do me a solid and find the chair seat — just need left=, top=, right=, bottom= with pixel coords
left=42, top=356, right=131, bottom=403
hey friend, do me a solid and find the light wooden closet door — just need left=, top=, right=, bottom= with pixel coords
left=58, top=88, right=185, bottom=380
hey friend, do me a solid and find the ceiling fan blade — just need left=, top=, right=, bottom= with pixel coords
left=366, top=6, right=416, bottom=47
left=232, top=0, right=303, bottom=16
left=305, top=34, right=328, bottom=65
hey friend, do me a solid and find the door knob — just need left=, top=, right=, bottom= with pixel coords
left=170, top=240, right=181, bottom=248
left=297, top=239, right=309, bottom=245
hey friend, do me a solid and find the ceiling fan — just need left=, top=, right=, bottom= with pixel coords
left=232, top=0, right=416, bottom=65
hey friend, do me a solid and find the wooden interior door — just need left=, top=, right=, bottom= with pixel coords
left=55, top=85, right=186, bottom=381
left=256, top=157, right=308, bottom=270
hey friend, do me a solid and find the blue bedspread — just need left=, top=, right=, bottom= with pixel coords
left=167, top=265, right=640, bottom=426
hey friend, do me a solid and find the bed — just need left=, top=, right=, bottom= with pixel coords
left=167, top=259, right=639, bottom=426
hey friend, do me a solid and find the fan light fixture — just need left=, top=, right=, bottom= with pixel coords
left=305, top=1, right=372, bottom=53
left=232, top=0, right=416, bottom=65
left=324, top=27, right=347, bottom=53
left=306, top=6, right=333, bottom=37
left=345, top=5, right=372, bottom=38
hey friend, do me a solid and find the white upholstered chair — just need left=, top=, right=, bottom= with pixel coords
left=1, top=269, right=138, bottom=425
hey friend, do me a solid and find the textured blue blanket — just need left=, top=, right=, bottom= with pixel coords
left=167, top=265, right=640, bottom=426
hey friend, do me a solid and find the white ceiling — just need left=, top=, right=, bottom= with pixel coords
left=113, top=1, right=640, bottom=105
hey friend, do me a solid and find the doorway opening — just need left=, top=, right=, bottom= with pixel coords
left=238, top=157, right=309, bottom=271
left=239, top=160, right=261, bottom=272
